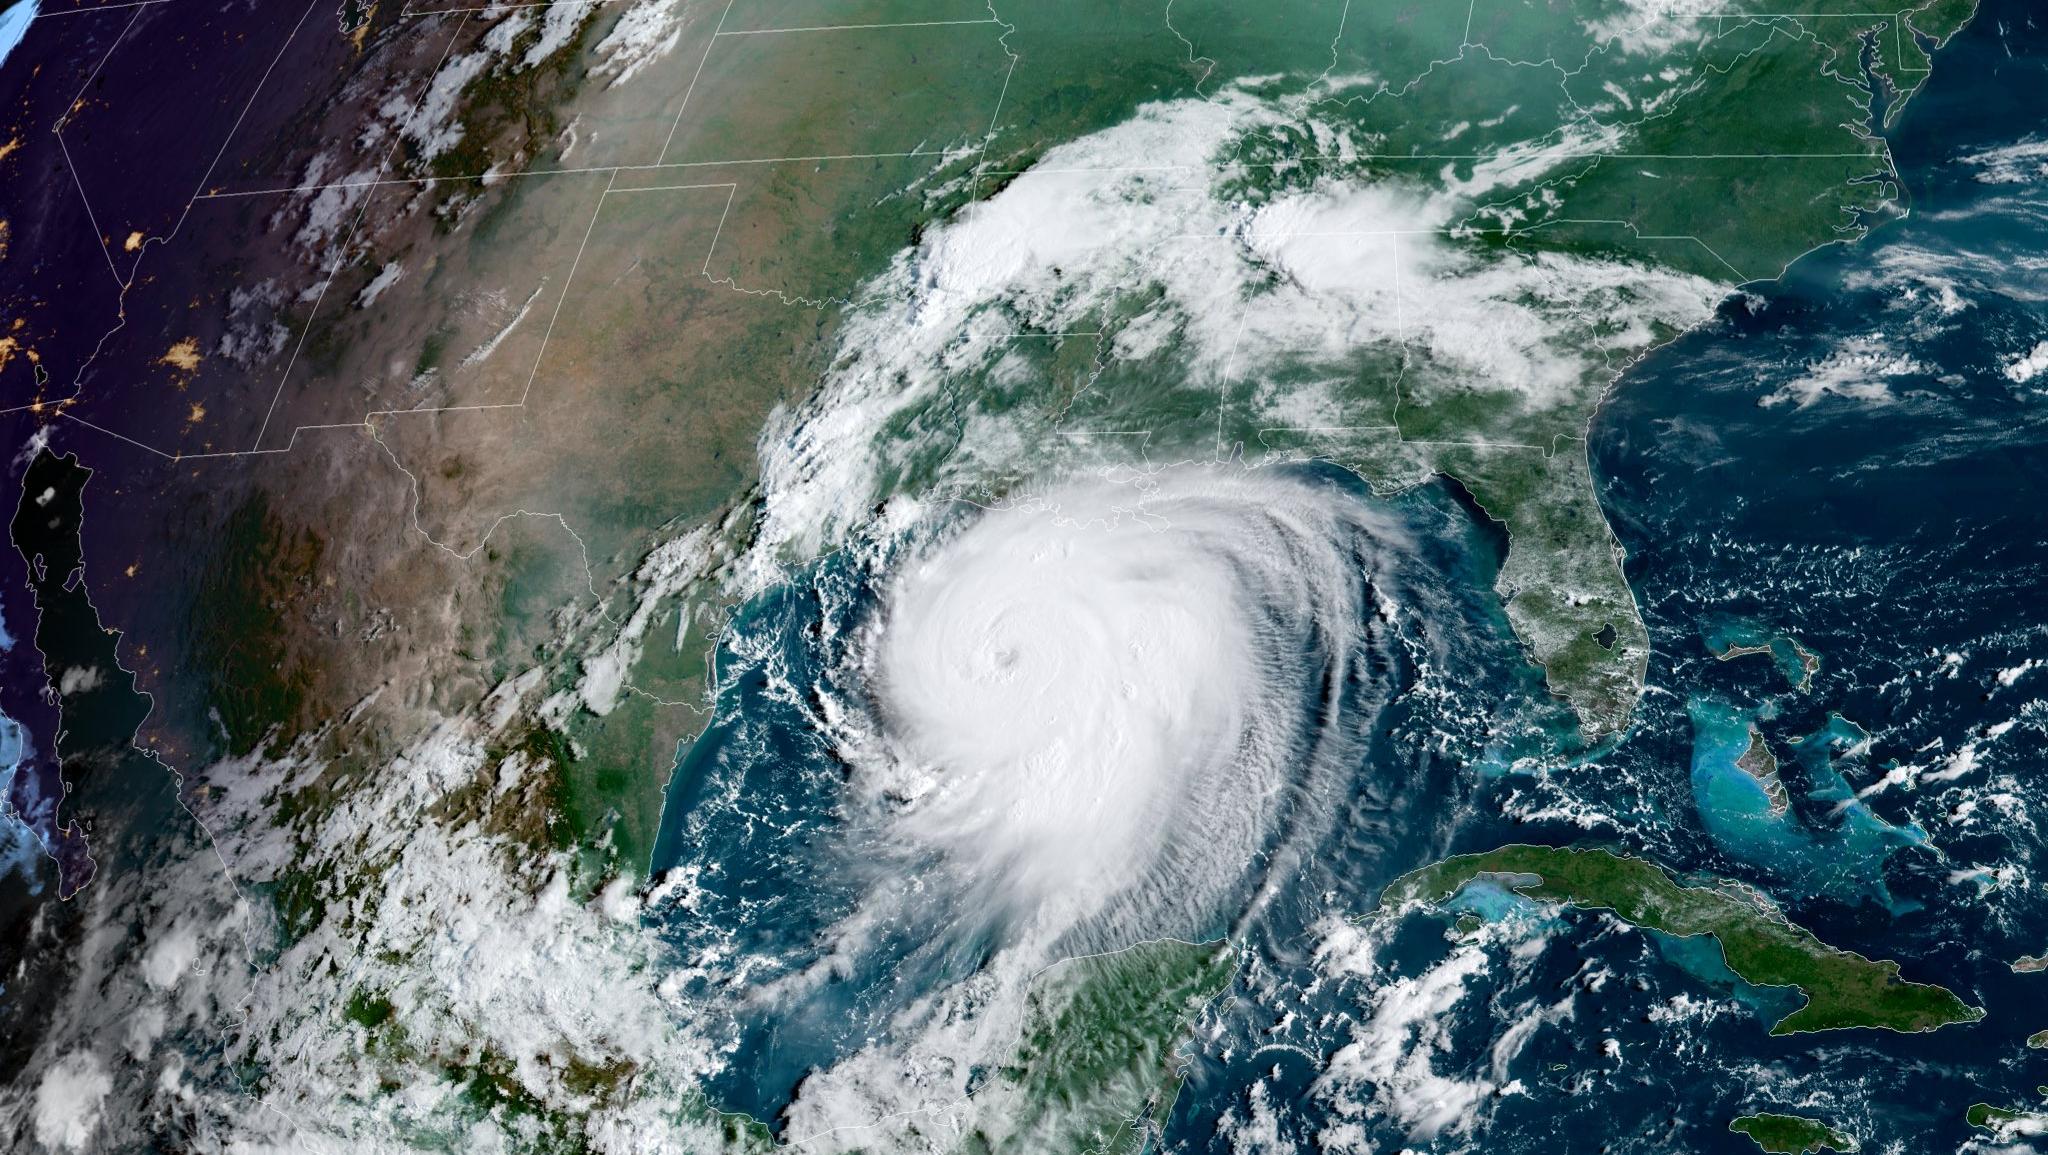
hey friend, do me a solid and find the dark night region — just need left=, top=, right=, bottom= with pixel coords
left=6, top=448, right=112, bottom=898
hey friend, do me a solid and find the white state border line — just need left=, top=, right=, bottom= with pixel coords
left=249, top=10, right=474, bottom=450
left=654, top=0, right=1009, bottom=167
left=44, top=0, right=329, bottom=407
left=401, top=0, right=621, bottom=16
left=57, top=178, right=739, bottom=462
left=47, top=0, right=1021, bottom=460
left=27, top=207, right=1751, bottom=462
left=51, top=0, right=151, bottom=289
left=654, top=0, right=735, bottom=167
left=717, top=18, right=1000, bottom=36
left=30, top=0, right=181, bottom=18
left=42, top=0, right=1903, bottom=463
left=192, top=150, right=1881, bottom=201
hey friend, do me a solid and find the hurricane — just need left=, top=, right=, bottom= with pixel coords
left=652, top=462, right=1478, bottom=1141
left=840, top=465, right=1416, bottom=953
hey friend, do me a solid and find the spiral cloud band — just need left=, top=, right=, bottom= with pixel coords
left=845, top=466, right=1415, bottom=951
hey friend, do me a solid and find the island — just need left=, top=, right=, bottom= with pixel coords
left=1967, top=1102, right=2048, bottom=1133
left=1381, top=845, right=1984, bottom=1035
left=2013, top=952, right=2047, bottom=974
left=1708, top=628, right=1823, bottom=693
left=1736, top=727, right=1792, bottom=816
left=1729, top=1113, right=1857, bottom=1153
left=2028, top=1030, right=2047, bottom=1050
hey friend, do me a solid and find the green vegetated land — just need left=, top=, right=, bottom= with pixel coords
left=1729, top=1112, right=1857, bottom=1154
left=1206, top=0, right=1975, bottom=731
left=965, top=941, right=1238, bottom=1154
left=357, top=0, right=1991, bottom=856
left=835, top=0, right=1980, bottom=741
left=1226, top=0, right=1975, bottom=738
left=1967, top=1102, right=2048, bottom=1132
left=1383, top=845, right=1982, bottom=1035
left=339, top=972, right=779, bottom=1154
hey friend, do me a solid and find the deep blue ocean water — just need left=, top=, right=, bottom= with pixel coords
left=649, top=469, right=1547, bottom=1127
left=651, top=4, right=2048, bottom=1149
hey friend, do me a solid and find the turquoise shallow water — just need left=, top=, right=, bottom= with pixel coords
left=644, top=3, right=2048, bottom=1148
left=1700, top=617, right=1820, bottom=690
left=1197, top=2, right=2048, bottom=1143
left=1688, top=699, right=1927, bottom=915
left=1571, top=1, right=2048, bottom=1139
left=1648, top=929, right=1807, bottom=1026
left=647, top=464, right=1534, bottom=1125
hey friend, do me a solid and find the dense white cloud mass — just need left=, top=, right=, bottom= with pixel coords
left=852, top=467, right=1407, bottom=948
left=762, top=465, right=1431, bottom=1147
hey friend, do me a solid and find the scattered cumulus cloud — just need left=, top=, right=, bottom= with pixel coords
left=2003, top=341, right=2048, bottom=385
left=1759, top=335, right=1925, bottom=408
left=1959, top=137, right=2048, bottom=185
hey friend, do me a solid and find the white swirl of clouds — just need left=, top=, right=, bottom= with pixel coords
left=756, top=463, right=1427, bottom=1146
left=827, top=464, right=1417, bottom=957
